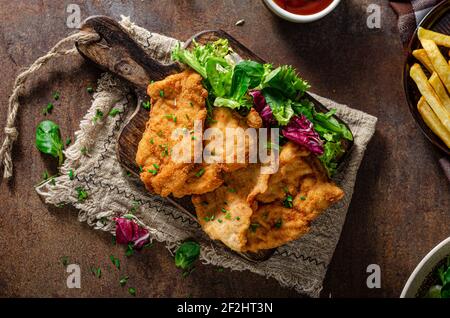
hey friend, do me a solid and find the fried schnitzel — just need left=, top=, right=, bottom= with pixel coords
left=136, top=72, right=344, bottom=252
left=204, top=107, right=261, bottom=173
left=192, top=142, right=344, bottom=252
left=136, top=70, right=223, bottom=197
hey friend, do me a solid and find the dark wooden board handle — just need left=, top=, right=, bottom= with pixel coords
left=76, top=15, right=180, bottom=91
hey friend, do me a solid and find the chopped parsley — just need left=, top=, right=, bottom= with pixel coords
left=68, top=169, right=74, bottom=180
left=217, top=219, right=223, bottom=223
left=225, top=212, right=232, bottom=220
left=149, top=138, right=154, bottom=144
left=274, top=219, right=283, bottom=229
left=195, top=168, right=205, bottom=177
left=250, top=223, right=260, bottom=232
left=283, top=194, right=293, bottom=208
left=109, top=108, right=122, bottom=117
left=139, top=165, right=143, bottom=173
left=164, top=114, right=176, bottom=122
left=92, top=109, right=104, bottom=123
left=300, top=196, right=307, bottom=201
left=109, top=255, right=120, bottom=270
left=65, top=137, right=71, bottom=146
left=119, top=276, right=129, bottom=287
left=52, top=91, right=60, bottom=101
left=146, top=164, right=160, bottom=175
left=91, top=267, right=101, bottom=278
left=130, top=200, right=140, bottom=213
left=87, top=86, right=94, bottom=94
left=42, top=103, right=54, bottom=115
left=159, top=90, right=165, bottom=97
left=142, top=100, right=151, bottom=110
left=235, top=216, right=240, bottom=221
left=159, top=144, right=169, bottom=157
left=81, top=146, right=88, bottom=155
left=128, top=288, right=136, bottom=296
left=60, top=256, right=69, bottom=267
left=42, top=170, right=49, bottom=181
left=227, top=188, right=236, bottom=193
left=125, top=243, right=134, bottom=257
left=75, top=187, right=88, bottom=202
left=221, top=208, right=227, bottom=213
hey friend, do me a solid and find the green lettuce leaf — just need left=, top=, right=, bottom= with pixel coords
left=205, top=57, right=233, bottom=97
left=172, top=39, right=231, bottom=79
left=260, top=65, right=310, bottom=99
left=262, top=89, right=294, bottom=126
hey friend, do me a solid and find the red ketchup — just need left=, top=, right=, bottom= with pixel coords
left=273, top=0, right=334, bottom=15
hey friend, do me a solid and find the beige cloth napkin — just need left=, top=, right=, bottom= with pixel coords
left=35, top=17, right=377, bottom=297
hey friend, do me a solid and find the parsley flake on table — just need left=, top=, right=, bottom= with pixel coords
left=125, top=243, right=134, bottom=257
left=109, top=255, right=120, bottom=270
left=75, top=187, right=88, bottom=202
left=52, top=91, right=60, bottom=101
left=42, top=103, right=54, bottom=116
left=128, top=287, right=136, bottom=296
left=60, top=256, right=69, bottom=267
left=119, top=276, right=129, bottom=287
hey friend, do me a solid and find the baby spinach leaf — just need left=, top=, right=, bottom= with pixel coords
left=35, top=120, right=64, bottom=165
left=175, top=241, right=200, bottom=270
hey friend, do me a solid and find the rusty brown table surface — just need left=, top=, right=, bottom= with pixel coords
left=0, top=0, right=449, bottom=298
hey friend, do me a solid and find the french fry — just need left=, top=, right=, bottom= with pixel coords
left=418, top=27, right=450, bottom=47
left=410, top=63, right=450, bottom=130
left=413, top=49, right=435, bottom=73
left=417, top=97, right=450, bottom=148
left=420, top=39, right=450, bottom=92
left=429, top=72, right=450, bottom=113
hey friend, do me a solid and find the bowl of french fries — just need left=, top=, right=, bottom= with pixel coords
left=405, top=1, right=450, bottom=155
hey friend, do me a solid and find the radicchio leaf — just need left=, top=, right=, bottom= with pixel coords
left=249, top=90, right=276, bottom=127
left=282, top=115, right=324, bottom=155
left=114, top=217, right=150, bottom=249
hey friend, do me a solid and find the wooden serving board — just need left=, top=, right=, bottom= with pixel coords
left=76, top=16, right=353, bottom=262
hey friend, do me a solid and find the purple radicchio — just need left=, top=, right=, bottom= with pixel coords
left=281, top=115, right=324, bottom=155
left=249, top=90, right=277, bottom=127
left=114, top=217, right=150, bottom=249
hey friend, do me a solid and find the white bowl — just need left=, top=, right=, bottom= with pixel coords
left=263, top=0, right=341, bottom=23
left=400, top=237, right=450, bottom=298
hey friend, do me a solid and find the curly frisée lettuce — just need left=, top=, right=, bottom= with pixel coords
left=171, top=38, right=353, bottom=177
left=171, top=39, right=308, bottom=116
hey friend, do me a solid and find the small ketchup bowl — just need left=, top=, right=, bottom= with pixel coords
left=264, top=0, right=341, bottom=23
